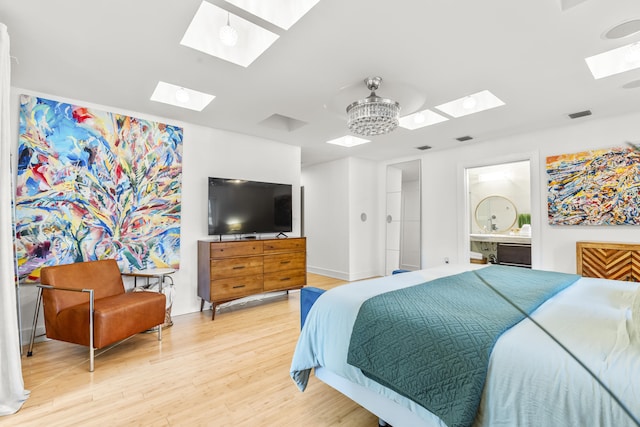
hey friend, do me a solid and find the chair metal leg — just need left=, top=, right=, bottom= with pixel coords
left=27, top=287, right=43, bottom=357
left=89, top=289, right=95, bottom=372
left=157, top=323, right=162, bottom=341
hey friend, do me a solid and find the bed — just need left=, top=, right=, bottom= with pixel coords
left=290, top=264, right=640, bottom=427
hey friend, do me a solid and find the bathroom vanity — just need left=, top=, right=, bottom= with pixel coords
left=470, top=195, right=531, bottom=268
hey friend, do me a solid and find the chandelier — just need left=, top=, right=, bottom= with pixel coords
left=346, top=77, right=401, bottom=136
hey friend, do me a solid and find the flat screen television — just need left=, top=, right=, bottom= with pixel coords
left=208, top=177, right=292, bottom=236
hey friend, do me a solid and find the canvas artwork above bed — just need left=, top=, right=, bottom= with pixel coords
left=291, top=264, right=640, bottom=427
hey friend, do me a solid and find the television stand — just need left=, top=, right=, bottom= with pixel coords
left=197, top=237, right=306, bottom=320
left=276, top=232, right=288, bottom=239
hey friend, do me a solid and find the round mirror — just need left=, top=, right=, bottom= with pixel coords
left=474, top=195, right=517, bottom=233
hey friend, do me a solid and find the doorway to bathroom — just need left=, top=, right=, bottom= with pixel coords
left=466, top=160, right=532, bottom=267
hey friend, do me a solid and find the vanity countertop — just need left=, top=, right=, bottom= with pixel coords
left=470, top=233, right=531, bottom=244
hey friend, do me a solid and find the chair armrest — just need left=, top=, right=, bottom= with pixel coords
left=36, top=283, right=94, bottom=295
left=37, top=284, right=97, bottom=371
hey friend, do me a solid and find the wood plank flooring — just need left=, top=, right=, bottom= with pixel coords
left=5, top=274, right=378, bottom=427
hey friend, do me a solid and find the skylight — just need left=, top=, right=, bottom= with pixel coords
left=326, top=135, right=370, bottom=147
left=435, top=90, right=505, bottom=118
left=180, top=1, right=279, bottom=68
left=223, top=0, right=321, bottom=30
left=585, top=41, right=640, bottom=79
left=150, top=81, right=215, bottom=111
left=398, top=109, right=449, bottom=130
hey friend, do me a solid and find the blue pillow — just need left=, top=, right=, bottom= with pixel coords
left=300, top=287, right=326, bottom=329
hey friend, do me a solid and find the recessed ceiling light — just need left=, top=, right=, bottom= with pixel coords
left=150, top=82, right=215, bottom=111
left=398, top=109, right=448, bottom=130
left=435, top=90, right=505, bottom=118
left=326, top=135, right=370, bottom=147
left=181, top=1, right=279, bottom=68
left=223, top=0, right=321, bottom=30
left=174, top=87, right=190, bottom=103
left=623, top=79, right=640, bottom=89
left=603, top=19, right=640, bottom=40
left=585, top=41, right=640, bottom=79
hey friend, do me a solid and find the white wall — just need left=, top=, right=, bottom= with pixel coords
left=348, top=158, right=378, bottom=280
left=420, top=110, right=640, bottom=274
left=302, top=157, right=379, bottom=281
left=301, top=158, right=350, bottom=279
left=11, top=88, right=301, bottom=343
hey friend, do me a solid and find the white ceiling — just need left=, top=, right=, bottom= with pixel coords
left=2, top=0, right=640, bottom=166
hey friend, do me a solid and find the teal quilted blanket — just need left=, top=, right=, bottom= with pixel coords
left=347, top=265, right=580, bottom=427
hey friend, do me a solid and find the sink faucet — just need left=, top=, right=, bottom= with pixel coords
left=488, top=215, right=497, bottom=232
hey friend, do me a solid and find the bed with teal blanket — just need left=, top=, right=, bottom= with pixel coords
left=290, top=264, right=640, bottom=427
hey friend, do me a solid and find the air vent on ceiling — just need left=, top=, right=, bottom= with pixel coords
left=456, top=136, right=473, bottom=142
left=568, top=110, right=592, bottom=119
left=416, top=145, right=432, bottom=151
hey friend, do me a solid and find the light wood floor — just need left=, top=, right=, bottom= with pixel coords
left=5, top=274, right=378, bottom=427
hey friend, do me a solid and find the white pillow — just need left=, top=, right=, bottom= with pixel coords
left=629, top=286, right=640, bottom=345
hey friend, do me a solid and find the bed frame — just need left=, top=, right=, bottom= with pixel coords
left=314, top=367, right=436, bottom=427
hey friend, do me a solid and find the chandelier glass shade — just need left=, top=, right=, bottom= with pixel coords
left=347, top=77, right=400, bottom=136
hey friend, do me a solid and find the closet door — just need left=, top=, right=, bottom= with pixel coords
left=385, top=166, right=402, bottom=276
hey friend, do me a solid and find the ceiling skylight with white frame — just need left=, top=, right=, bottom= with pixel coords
left=223, top=0, right=321, bottom=30
left=399, top=109, right=449, bottom=130
left=326, top=135, right=370, bottom=147
left=435, top=90, right=505, bottom=118
left=150, top=81, right=215, bottom=111
left=585, top=41, right=640, bottom=79
left=180, top=1, right=279, bottom=68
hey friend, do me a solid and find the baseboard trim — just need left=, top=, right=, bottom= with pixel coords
left=306, top=266, right=349, bottom=281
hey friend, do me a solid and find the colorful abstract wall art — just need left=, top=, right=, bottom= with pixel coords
left=547, top=146, right=640, bottom=225
left=15, top=95, right=184, bottom=282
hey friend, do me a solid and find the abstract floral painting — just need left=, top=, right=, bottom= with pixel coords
left=547, top=146, right=640, bottom=225
left=15, top=95, right=183, bottom=282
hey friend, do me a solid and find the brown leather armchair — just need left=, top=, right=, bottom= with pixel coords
left=33, top=259, right=166, bottom=371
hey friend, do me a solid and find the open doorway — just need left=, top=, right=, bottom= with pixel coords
left=466, top=160, right=532, bottom=267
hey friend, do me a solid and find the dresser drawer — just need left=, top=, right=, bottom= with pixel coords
left=263, top=271, right=306, bottom=291
left=211, top=275, right=263, bottom=300
left=263, top=252, right=305, bottom=273
left=210, top=256, right=263, bottom=279
left=210, top=241, right=263, bottom=258
left=263, top=238, right=305, bottom=254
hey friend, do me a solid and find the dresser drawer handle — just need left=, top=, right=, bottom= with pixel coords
left=232, top=285, right=246, bottom=289
left=281, top=277, right=291, bottom=281
left=232, top=266, right=246, bottom=270
left=280, top=260, right=291, bottom=265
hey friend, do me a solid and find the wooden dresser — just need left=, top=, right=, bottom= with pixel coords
left=576, top=241, right=640, bottom=282
left=198, top=237, right=306, bottom=319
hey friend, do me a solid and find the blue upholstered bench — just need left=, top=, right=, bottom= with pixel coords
left=300, top=286, right=326, bottom=329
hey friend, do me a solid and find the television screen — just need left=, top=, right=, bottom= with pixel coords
left=208, top=177, right=292, bottom=236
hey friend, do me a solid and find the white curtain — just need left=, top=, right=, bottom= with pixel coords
left=0, top=22, right=29, bottom=416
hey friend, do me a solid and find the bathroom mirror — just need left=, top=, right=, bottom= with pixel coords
left=474, top=195, right=517, bottom=233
